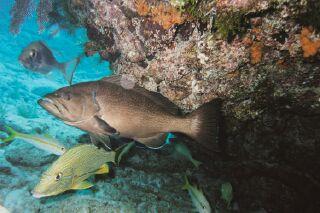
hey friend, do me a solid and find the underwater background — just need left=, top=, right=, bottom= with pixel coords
left=1, top=0, right=320, bottom=212
left=0, top=1, right=216, bottom=212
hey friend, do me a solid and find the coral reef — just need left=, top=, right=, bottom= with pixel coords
left=3, top=0, right=320, bottom=211
left=56, top=0, right=320, bottom=211
left=36, top=0, right=53, bottom=32
left=10, top=0, right=32, bottom=34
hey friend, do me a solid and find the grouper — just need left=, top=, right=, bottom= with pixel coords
left=38, top=76, right=221, bottom=150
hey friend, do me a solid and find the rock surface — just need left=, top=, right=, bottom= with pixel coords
left=60, top=0, right=320, bottom=211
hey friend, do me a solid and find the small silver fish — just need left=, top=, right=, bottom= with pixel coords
left=173, top=141, right=202, bottom=168
left=221, top=182, right=233, bottom=208
left=19, top=41, right=80, bottom=85
left=0, top=126, right=66, bottom=155
left=183, top=176, right=212, bottom=213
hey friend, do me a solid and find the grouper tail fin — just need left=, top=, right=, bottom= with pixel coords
left=186, top=98, right=222, bottom=151
left=59, top=55, right=82, bottom=85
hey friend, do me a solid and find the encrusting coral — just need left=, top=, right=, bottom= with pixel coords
left=250, top=41, right=263, bottom=64
left=300, top=27, right=320, bottom=58
left=135, top=0, right=185, bottom=30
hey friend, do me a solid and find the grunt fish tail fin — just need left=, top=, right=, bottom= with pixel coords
left=59, top=55, right=82, bottom=85
left=1, top=126, right=19, bottom=143
left=95, top=164, right=109, bottom=174
left=182, top=175, right=191, bottom=190
left=187, top=98, right=222, bottom=151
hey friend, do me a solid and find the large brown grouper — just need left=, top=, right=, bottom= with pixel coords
left=38, top=76, right=221, bottom=150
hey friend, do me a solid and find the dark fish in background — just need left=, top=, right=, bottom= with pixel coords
left=38, top=76, right=221, bottom=151
left=19, top=41, right=80, bottom=85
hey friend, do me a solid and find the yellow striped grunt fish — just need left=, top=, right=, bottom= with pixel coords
left=32, top=142, right=134, bottom=198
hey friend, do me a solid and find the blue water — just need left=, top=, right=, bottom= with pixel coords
left=0, top=1, right=111, bottom=137
left=0, top=2, right=200, bottom=212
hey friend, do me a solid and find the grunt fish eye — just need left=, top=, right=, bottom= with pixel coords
left=61, top=147, right=65, bottom=151
left=55, top=173, right=62, bottom=181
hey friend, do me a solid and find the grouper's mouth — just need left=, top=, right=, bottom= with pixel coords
left=38, top=97, right=63, bottom=118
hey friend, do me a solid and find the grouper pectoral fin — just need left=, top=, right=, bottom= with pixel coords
left=95, top=164, right=109, bottom=174
left=93, top=116, right=117, bottom=134
left=71, top=181, right=94, bottom=190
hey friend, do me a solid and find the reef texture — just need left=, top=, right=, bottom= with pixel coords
left=61, top=0, right=320, bottom=212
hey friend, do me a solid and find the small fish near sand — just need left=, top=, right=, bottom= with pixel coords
left=183, top=176, right=212, bottom=213
left=0, top=126, right=66, bottom=155
left=38, top=75, right=221, bottom=151
left=173, top=141, right=202, bottom=168
left=32, top=142, right=134, bottom=198
left=19, top=41, right=81, bottom=85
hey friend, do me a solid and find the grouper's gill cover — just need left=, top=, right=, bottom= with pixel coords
left=33, top=144, right=115, bottom=198
left=38, top=75, right=221, bottom=151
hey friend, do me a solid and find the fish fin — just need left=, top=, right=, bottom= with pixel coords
left=115, top=141, right=135, bottom=165
left=1, top=126, right=18, bottom=143
left=101, top=75, right=122, bottom=84
left=132, top=89, right=180, bottom=115
left=95, top=164, right=109, bottom=174
left=71, top=181, right=94, bottom=190
left=90, top=134, right=112, bottom=150
left=134, top=133, right=168, bottom=149
left=101, top=76, right=180, bottom=115
left=187, top=98, right=222, bottom=151
left=182, top=175, right=191, bottom=190
left=59, top=56, right=81, bottom=85
left=93, top=116, right=117, bottom=135
left=191, top=159, right=202, bottom=168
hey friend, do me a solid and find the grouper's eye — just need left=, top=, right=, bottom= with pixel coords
left=63, top=92, right=72, bottom=101
left=29, top=49, right=37, bottom=58
left=55, top=173, right=62, bottom=181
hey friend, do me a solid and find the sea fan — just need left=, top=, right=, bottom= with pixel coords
left=10, top=0, right=32, bottom=34
left=37, top=0, right=53, bottom=32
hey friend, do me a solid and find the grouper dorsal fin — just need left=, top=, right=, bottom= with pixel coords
left=101, top=75, right=180, bottom=115
left=101, top=75, right=122, bottom=84
left=132, top=88, right=180, bottom=115
left=100, top=75, right=134, bottom=88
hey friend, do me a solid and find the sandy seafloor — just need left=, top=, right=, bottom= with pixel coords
left=0, top=1, right=216, bottom=212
